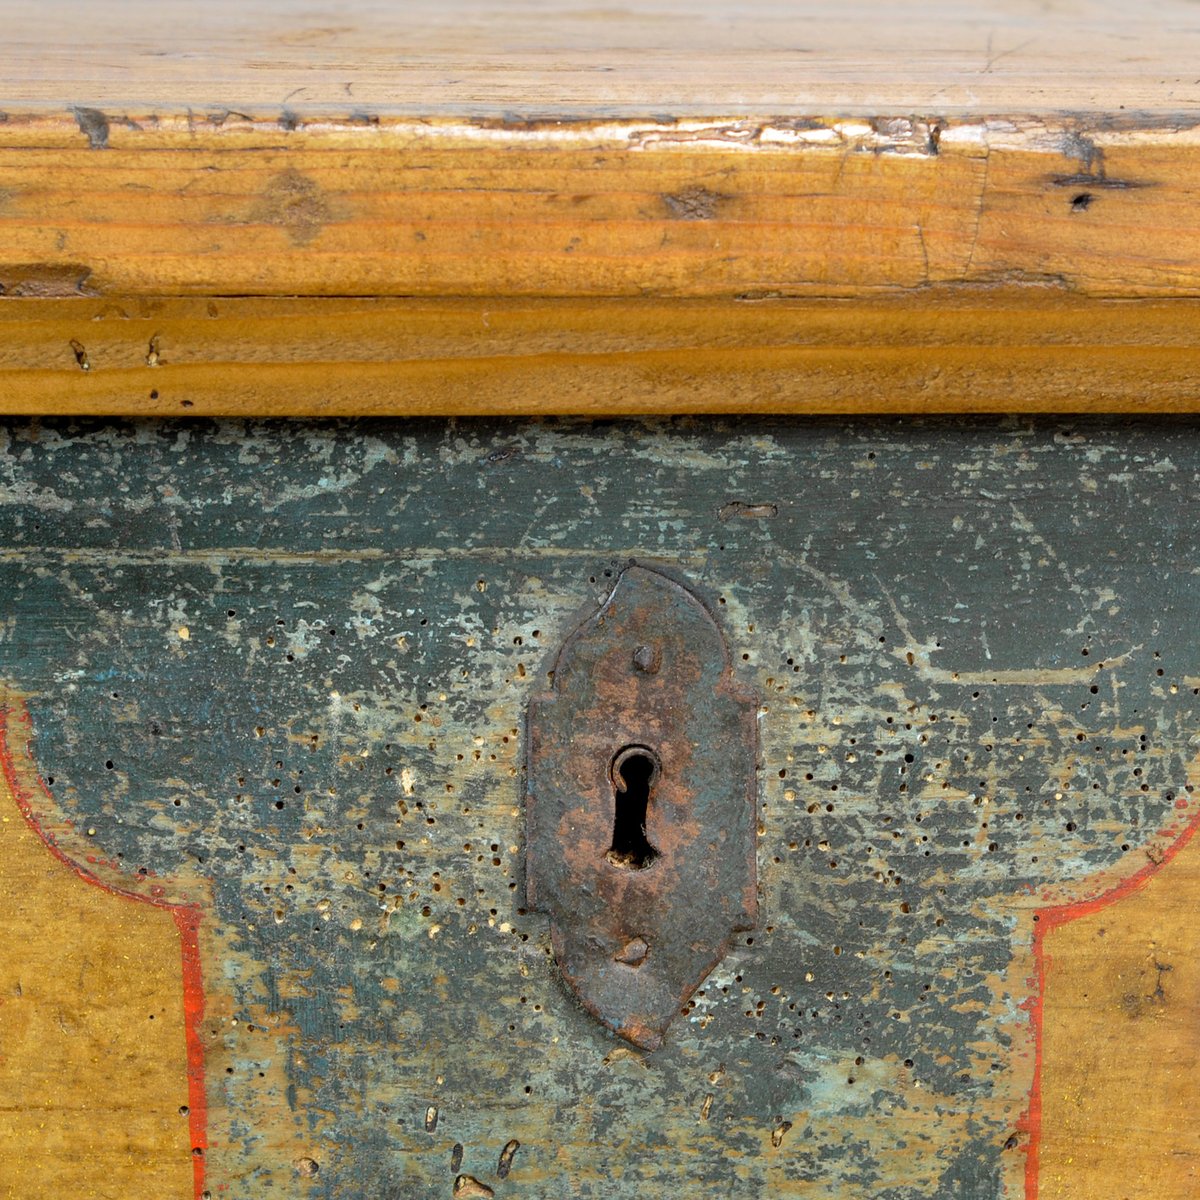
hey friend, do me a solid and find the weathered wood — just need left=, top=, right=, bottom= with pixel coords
left=1, top=6, right=1198, bottom=1197
left=2, top=5, right=1199, bottom=415
left=3, top=293, right=1200, bottom=415
left=0, top=701, right=202, bottom=1198
left=1034, top=813, right=1200, bottom=1199
left=6, top=0, right=1200, bottom=116
left=0, top=114, right=1199, bottom=304
left=0, top=416, right=1197, bottom=1198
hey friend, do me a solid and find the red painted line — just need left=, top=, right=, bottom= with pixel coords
left=1024, top=805, right=1200, bottom=1200
left=175, top=907, right=209, bottom=1198
left=1022, top=921, right=1046, bottom=1200
left=0, top=700, right=208, bottom=1200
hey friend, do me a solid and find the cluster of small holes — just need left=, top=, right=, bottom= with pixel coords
left=16, top=422, right=1200, bottom=1186
left=3, top=470, right=1183, bottom=1124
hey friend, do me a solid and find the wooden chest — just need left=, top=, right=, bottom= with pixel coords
left=3, top=4, right=1200, bottom=1198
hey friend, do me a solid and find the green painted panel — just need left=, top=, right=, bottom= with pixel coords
left=0, top=417, right=1194, bottom=1198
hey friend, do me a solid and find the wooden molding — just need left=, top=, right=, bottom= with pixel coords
left=3, top=4, right=1200, bottom=413
left=7, top=0, right=1200, bottom=117
left=2, top=292, right=1199, bottom=416
left=1, top=113, right=1200, bottom=304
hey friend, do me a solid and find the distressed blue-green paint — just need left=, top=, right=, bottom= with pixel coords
left=0, top=417, right=1195, bottom=1197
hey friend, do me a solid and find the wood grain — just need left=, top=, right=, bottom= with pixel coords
left=0, top=114, right=1199, bottom=302
left=5, top=0, right=1200, bottom=117
left=1032, top=799, right=1200, bottom=1198
left=2, top=293, right=1200, bottom=415
left=1, top=3, right=1199, bottom=419
left=0, top=699, right=200, bottom=1199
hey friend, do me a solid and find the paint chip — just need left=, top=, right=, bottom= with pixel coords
left=497, top=1139, right=520, bottom=1179
left=453, top=1176, right=494, bottom=1199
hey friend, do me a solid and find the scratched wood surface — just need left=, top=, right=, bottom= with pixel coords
left=7, top=0, right=1200, bottom=116
left=3, top=2, right=1200, bottom=417
left=1, top=415, right=1199, bottom=1198
left=4, top=114, right=1200, bottom=304
left=0, top=5, right=1199, bottom=307
left=5, top=294, right=1200, bottom=418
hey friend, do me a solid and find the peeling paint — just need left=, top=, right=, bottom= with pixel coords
left=0, top=416, right=1197, bottom=1197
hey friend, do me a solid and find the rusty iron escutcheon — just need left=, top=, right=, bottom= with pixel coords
left=526, top=563, right=758, bottom=1050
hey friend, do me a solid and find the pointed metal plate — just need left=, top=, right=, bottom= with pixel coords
left=526, top=564, right=757, bottom=1050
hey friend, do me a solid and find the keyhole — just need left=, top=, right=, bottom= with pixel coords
left=607, top=745, right=660, bottom=870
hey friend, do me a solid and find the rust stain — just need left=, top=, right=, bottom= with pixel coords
left=526, top=563, right=757, bottom=1050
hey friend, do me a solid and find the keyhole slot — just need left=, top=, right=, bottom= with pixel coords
left=607, top=745, right=660, bottom=870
